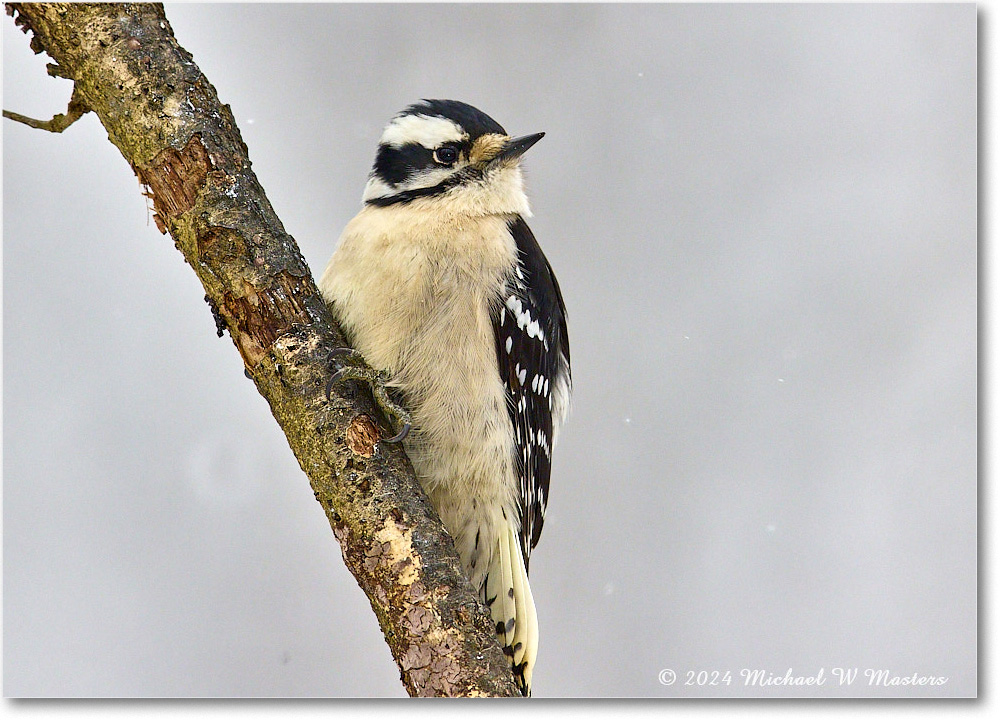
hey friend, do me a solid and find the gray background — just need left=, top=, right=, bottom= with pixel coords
left=3, top=3, right=976, bottom=697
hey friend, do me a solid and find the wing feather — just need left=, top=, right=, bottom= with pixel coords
left=492, top=216, right=571, bottom=567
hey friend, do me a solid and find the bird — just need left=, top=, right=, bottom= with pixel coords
left=319, top=99, right=571, bottom=695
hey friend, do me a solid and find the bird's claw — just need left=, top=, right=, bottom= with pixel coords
left=382, top=422, right=412, bottom=444
left=325, top=347, right=412, bottom=443
left=327, top=346, right=365, bottom=364
left=324, top=367, right=347, bottom=402
left=325, top=347, right=367, bottom=401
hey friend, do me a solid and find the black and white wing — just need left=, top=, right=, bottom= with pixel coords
left=493, top=216, right=571, bottom=570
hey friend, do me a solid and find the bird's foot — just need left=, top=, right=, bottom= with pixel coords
left=325, top=347, right=412, bottom=443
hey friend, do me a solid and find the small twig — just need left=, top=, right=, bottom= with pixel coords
left=4, top=85, right=88, bottom=133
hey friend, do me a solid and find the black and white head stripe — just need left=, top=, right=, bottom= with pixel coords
left=493, top=216, right=572, bottom=569
left=395, top=99, right=506, bottom=141
left=364, top=100, right=508, bottom=206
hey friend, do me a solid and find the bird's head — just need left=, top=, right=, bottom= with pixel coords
left=362, top=99, right=543, bottom=217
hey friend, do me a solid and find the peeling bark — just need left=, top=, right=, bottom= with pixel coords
left=5, top=2, right=519, bottom=697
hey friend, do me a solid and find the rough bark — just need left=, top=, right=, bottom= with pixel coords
left=5, top=2, right=519, bottom=698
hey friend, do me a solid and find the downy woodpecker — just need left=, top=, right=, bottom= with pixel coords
left=320, top=100, right=571, bottom=695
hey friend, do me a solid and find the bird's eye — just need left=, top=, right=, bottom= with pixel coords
left=434, top=146, right=459, bottom=165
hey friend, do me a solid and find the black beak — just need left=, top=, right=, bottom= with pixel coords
left=491, top=132, right=545, bottom=165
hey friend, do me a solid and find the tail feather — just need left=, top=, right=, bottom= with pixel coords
left=506, top=524, right=538, bottom=693
left=484, top=522, right=538, bottom=695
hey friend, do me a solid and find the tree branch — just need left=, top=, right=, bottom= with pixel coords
left=5, top=2, right=518, bottom=697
